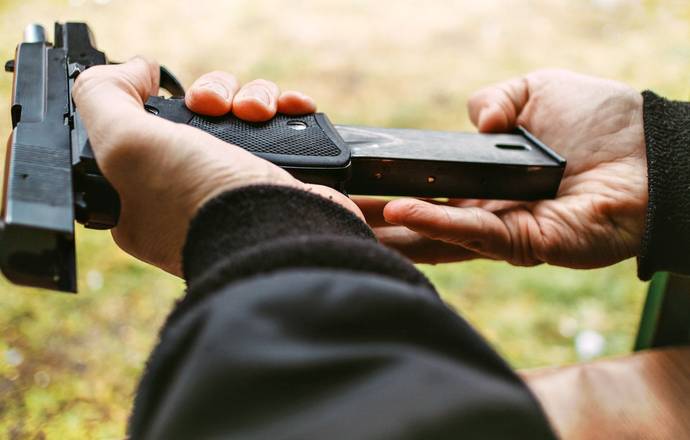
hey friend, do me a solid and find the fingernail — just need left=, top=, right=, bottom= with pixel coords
left=240, top=87, right=271, bottom=106
left=200, top=82, right=229, bottom=100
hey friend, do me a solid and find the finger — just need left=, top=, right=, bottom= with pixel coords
left=354, top=196, right=462, bottom=228
left=383, top=198, right=518, bottom=261
left=73, top=56, right=160, bottom=112
left=374, top=226, right=483, bottom=264
left=467, top=76, right=529, bottom=133
left=72, top=56, right=160, bottom=144
left=447, top=198, right=528, bottom=213
left=185, top=71, right=240, bottom=116
left=278, top=90, right=317, bottom=115
left=232, top=79, right=280, bottom=122
left=352, top=197, right=392, bottom=227
left=118, top=56, right=160, bottom=104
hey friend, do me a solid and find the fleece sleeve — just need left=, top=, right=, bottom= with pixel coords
left=638, top=91, right=690, bottom=280
left=128, top=185, right=556, bottom=440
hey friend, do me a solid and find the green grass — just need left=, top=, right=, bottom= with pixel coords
left=422, top=260, right=645, bottom=368
left=0, top=0, right=688, bottom=437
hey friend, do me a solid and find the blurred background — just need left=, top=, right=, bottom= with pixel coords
left=0, top=0, right=688, bottom=437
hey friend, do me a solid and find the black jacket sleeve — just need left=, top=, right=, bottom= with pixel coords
left=638, top=91, right=690, bottom=279
left=128, top=185, right=556, bottom=440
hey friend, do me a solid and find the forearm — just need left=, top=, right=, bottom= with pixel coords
left=128, top=185, right=555, bottom=439
left=638, top=91, right=690, bottom=279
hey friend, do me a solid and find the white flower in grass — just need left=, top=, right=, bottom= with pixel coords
left=5, top=348, right=23, bottom=366
left=575, top=330, right=605, bottom=361
left=87, top=270, right=104, bottom=291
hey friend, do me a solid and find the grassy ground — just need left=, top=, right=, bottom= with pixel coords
left=0, top=0, right=688, bottom=437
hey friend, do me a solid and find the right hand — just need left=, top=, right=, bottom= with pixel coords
left=358, top=69, right=648, bottom=269
left=73, top=57, right=361, bottom=276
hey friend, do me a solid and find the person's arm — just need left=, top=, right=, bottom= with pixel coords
left=73, top=60, right=556, bottom=439
left=637, top=91, right=690, bottom=279
left=129, top=185, right=555, bottom=440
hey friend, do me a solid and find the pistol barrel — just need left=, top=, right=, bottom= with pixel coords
left=23, top=24, right=46, bottom=43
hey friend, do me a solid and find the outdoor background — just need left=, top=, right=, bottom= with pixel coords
left=0, top=0, right=688, bottom=437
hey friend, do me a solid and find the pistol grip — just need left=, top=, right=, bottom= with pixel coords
left=144, top=96, right=351, bottom=189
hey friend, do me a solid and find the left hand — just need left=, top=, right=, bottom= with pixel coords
left=354, top=69, right=647, bottom=269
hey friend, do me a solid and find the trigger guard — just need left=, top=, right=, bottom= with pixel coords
left=159, top=66, right=185, bottom=97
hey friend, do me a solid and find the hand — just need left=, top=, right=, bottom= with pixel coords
left=72, top=57, right=361, bottom=275
left=357, top=69, right=647, bottom=268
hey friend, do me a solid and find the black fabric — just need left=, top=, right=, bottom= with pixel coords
left=638, top=91, right=690, bottom=280
left=129, top=185, right=556, bottom=439
left=175, top=186, right=434, bottom=323
left=182, top=185, right=376, bottom=282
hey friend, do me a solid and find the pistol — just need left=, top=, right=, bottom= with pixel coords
left=0, top=22, right=565, bottom=293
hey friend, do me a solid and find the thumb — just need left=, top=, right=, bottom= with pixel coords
left=467, top=76, right=529, bottom=133
left=71, top=56, right=166, bottom=174
left=383, top=198, right=512, bottom=259
left=73, top=56, right=159, bottom=115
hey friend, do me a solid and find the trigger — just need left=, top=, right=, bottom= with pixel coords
left=160, top=66, right=185, bottom=97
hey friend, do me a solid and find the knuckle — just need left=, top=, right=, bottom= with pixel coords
left=249, top=78, right=272, bottom=86
left=198, top=70, right=236, bottom=84
left=406, top=202, right=432, bottom=221
left=247, top=78, right=279, bottom=92
left=467, top=91, right=487, bottom=111
left=130, top=55, right=152, bottom=66
left=468, top=207, right=484, bottom=226
left=468, top=87, right=493, bottom=104
left=73, top=65, right=145, bottom=104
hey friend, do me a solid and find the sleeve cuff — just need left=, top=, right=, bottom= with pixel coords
left=182, top=185, right=374, bottom=282
left=638, top=91, right=690, bottom=280
left=177, top=185, right=434, bottom=319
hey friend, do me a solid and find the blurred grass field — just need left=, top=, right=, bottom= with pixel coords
left=0, top=0, right=689, bottom=437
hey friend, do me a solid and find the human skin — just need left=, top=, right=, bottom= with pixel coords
left=356, top=69, right=648, bottom=269
left=72, top=57, right=362, bottom=276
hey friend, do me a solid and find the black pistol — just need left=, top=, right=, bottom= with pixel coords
left=0, top=22, right=566, bottom=293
